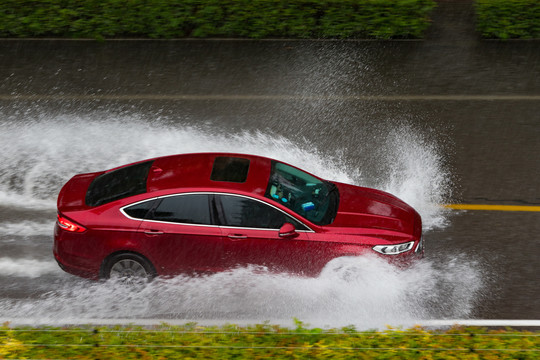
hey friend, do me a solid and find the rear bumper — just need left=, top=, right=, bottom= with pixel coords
left=53, top=224, right=101, bottom=280
left=53, top=251, right=99, bottom=280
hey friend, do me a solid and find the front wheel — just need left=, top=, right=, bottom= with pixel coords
left=319, top=256, right=364, bottom=282
left=101, top=253, right=156, bottom=283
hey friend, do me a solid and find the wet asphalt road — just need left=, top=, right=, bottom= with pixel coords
left=1, top=39, right=538, bottom=202
left=0, top=25, right=539, bottom=321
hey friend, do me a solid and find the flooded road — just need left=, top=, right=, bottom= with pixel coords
left=0, top=36, right=538, bottom=326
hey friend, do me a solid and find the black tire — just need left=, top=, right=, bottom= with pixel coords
left=101, top=253, right=156, bottom=283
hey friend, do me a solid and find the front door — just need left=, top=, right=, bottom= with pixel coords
left=216, top=194, right=322, bottom=276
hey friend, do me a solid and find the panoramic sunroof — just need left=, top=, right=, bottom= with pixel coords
left=210, top=156, right=250, bottom=183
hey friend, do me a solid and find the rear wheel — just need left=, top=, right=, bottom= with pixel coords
left=102, top=253, right=156, bottom=283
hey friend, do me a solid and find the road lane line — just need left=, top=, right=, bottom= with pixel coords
left=444, top=204, right=540, bottom=212
left=1, top=94, right=540, bottom=101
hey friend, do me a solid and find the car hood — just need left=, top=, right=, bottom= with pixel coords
left=329, top=182, right=420, bottom=236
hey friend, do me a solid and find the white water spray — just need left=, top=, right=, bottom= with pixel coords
left=0, top=256, right=483, bottom=328
left=0, top=113, right=449, bottom=229
left=0, top=111, right=483, bottom=328
left=0, top=258, right=58, bottom=278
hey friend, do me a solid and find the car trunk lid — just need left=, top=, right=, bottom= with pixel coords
left=57, top=172, right=103, bottom=212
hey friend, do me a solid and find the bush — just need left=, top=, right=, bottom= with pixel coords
left=1, top=322, right=539, bottom=359
left=475, top=0, right=540, bottom=39
left=0, top=0, right=436, bottom=39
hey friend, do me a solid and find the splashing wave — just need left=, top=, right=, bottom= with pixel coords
left=0, top=113, right=451, bottom=229
left=0, top=111, right=481, bottom=328
left=0, top=255, right=483, bottom=328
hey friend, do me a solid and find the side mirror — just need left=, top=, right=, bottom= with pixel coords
left=279, top=223, right=299, bottom=239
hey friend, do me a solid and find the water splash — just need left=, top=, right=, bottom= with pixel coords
left=0, top=255, right=483, bottom=328
left=0, top=111, right=482, bottom=328
left=379, top=124, right=454, bottom=230
left=0, top=221, right=53, bottom=237
left=0, top=113, right=449, bottom=229
left=0, top=258, right=58, bottom=278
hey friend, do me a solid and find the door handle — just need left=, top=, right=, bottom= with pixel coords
left=144, top=230, right=164, bottom=235
left=228, top=234, right=248, bottom=240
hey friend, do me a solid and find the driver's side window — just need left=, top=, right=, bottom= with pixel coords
left=218, top=195, right=307, bottom=230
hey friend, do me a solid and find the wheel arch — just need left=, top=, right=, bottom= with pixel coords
left=99, top=250, right=157, bottom=279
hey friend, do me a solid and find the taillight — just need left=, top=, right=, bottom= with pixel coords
left=57, top=214, right=86, bottom=233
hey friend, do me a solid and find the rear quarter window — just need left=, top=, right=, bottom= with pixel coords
left=86, top=161, right=153, bottom=207
left=123, top=199, right=157, bottom=219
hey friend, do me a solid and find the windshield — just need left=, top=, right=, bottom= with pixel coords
left=265, top=161, right=339, bottom=225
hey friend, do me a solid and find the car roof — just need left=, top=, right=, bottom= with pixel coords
left=145, top=152, right=274, bottom=197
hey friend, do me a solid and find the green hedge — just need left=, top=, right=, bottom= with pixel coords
left=475, top=0, right=540, bottom=39
left=0, top=0, right=436, bottom=39
left=1, top=322, right=539, bottom=359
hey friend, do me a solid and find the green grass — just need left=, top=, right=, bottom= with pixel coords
left=1, top=321, right=539, bottom=359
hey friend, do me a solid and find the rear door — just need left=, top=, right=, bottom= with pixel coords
left=216, top=194, right=323, bottom=276
left=133, top=193, right=224, bottom=274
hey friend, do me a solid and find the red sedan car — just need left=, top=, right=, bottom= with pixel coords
left=54, top=153, right=423, bottom=280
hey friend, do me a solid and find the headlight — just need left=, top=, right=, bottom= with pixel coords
left=372, top=241, right=414, bottom=255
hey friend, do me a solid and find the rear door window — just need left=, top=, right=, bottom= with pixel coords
left=148, top=194, right=212, bottom=225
